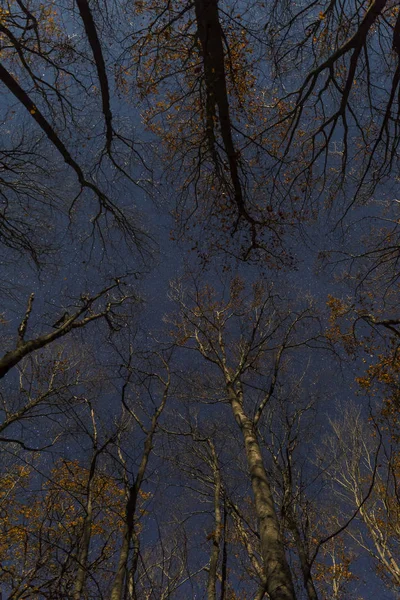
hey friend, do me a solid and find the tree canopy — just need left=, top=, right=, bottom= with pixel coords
left=0, top=1, right=399, bottom=599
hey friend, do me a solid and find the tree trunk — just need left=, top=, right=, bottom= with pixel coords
left=110, top=484, right=137, bottom=600
left=127, top=529, right=140, bottom=600
left=290, top=521, right=318, bottom=600
left=74, top=432, right=104, bottom=599
left=110, top=386, right=168, bottom=600
left=228, top=383, right=296, bottom=600
left=73, top=489, right=93, bottom=600
left=207, top=440, right=222, bottom=600
left=219, top=502, right=228, bottom=600
left=281, top=471, right=318, bottom=600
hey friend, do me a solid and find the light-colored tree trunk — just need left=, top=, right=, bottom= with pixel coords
left=228, top=382, right=296, bottom=600
left=73, top=483, right=94, bottom=600
left=74, top=404, right=102, bottom=600
left=127, top=529, right=140, bottom=600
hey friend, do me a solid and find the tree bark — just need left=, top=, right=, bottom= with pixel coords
left=110, top=483, right=138, bottom=600
left=228, top=383, right=296, bottom=600
left=289, top=521, right=318, bottom=600
left=207, top=440, right=222, bottom=600
left=110, top=382, right=168, bottom=600
left=219, top=502, right=228, bottom=600
left=73, top=453, right=97, bottom=599
left=281, top=470, right=318, bottom=600
left=127, top=529, right=140, bottom=600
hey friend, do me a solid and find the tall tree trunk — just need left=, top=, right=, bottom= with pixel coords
left=110, top=383, right=168, bottom=600
left=207, top=440, right=222, bottom=600
left=74, top=409, right=111, bottom=600
left=281, top=471, right=318, bottom=600
left=219, top=501, right=228, bottom=600
left=227, top=497, right=266, bottom=590
left=289, top=521, right=318, bottom=600
left=228, top=383, right=296, bottom=600
left=109, top=465, right=141, bottom=600
left=73, top=485, right=94, bottom=600
left=127, top=529, right=140, bottom=600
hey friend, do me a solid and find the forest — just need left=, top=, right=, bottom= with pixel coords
left=0, top=0, right=400, bottom=598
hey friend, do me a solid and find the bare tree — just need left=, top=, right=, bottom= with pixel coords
left=109, top=344, right=172, bottom=600
left=0, top=0, right=150, bottom=260
left=324, top=404, right=400, bottom=590
left=170, top=276, right=322, bottom=600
